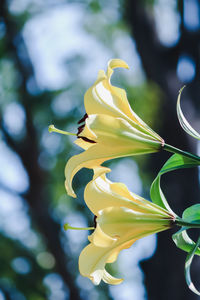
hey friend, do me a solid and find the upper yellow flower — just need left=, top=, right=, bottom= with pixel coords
left=79, top=173, right=175, bottom=285
left=51, top=59, right=164, bottom=197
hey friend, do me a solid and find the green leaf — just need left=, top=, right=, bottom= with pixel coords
left=172, top=228, right=200, bottom=256
left=185, top=235, right=200, bottom=296
left=183, top=204, right=200, bottom=223
left=177, top=86, right=200, bottom=140
left=150, top=153, right=199, bottom=212
left=151, top=176, right=173, bottom=214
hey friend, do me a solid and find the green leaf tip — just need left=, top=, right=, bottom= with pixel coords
left=177, top=84, right=200, bottom=141
left=178, top=85, right=186, bottom=95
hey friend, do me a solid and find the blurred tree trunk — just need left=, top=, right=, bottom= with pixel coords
left=124, top=0, right=200, bottom=299
left=0, top=2, right=114, bottom=299
left=0, top=1, right=83, bottom=299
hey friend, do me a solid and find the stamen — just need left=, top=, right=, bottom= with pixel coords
left=63, top=223, right=95, bottom=231
left=48, top=125, right=76, bottom=136
left=78, top=113, right=88, bottom=124
left=77, top=124, right=85, bottom=135
left=79, top=137, right=96, bottom=144
left=94, top=215, right=97, bottom=228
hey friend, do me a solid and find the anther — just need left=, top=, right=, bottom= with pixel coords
left=94, top=216, right=97, bottom=228
left=79, top=137, right=96, bottom=144
left=78, top=113, right=88, bottom=124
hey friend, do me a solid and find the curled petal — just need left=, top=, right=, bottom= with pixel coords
left=88, top=224, right=117, bottom=248
left=177, top=87, right=200, bottom=140
left=102, top=269, right=124, bottom=285
left=84, top=174, right=172, bottom=217
left=84, top=59, right=161, bottom=141
left=64, top=152, right=110, bottom=198
left=79, top=243, right=123, bottom=285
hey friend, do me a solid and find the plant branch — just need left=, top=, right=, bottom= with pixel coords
left=164, top=143, right=200, bottom=163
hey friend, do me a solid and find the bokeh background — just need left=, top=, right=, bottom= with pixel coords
left=1, top=0, right=200, bottom=299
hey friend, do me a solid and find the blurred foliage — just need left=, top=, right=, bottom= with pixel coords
left=0, top=0, right=193, bottom=299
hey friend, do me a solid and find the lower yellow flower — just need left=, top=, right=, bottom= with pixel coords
left=79, top=174, right=175, bottom=285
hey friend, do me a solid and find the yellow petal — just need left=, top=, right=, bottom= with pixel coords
left=84, top=76, right=144, bottom=127
left=78, top=205, right=170, bottom=286
left=106, top=238, right=136, bottom=263
left=102, top=269, right=123, bottom=285
left=80, top=114, right=161, bottom=149
left=74, top=138, right=93, bottom=150
left=65, top=120, right=160, bottom=198
left=65, top=114, right=161, bottom=198
left=84, top=174, right=171, bottom=217
left=78, top=243, right=109, bottom=283
left=64, top=151, right=110, bottom=198
left=84, top=59, right=162, bottom=141
left=98, top=207, right=171, bottom=239
left=79, top=243, right=123, bottom=285
left=88, top=224, right=117, bottom=247
left=79, top=226, right=142, bottom=285
left=107, top=58, right=129, bottom=72
left=84, top=175, right=144, bottom=216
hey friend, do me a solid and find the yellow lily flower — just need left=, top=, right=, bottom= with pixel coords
left=50, top=59, right=164, bottom=197
left=79, top=174, right=175, bottom=285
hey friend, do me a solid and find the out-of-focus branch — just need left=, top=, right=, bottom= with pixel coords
left=0, top=285, right=12, bottom=300
left=124, top=1, right=200, bottom=299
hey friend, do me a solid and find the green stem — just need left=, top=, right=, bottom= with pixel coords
left=63, top=223, right=94, bottom=231
left=175, top=218, right=200, bottom=228
left=164, top=143, right=200, bottom=163
left=48, top=125, right=76, bottom=136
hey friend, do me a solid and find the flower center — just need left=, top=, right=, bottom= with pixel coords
left=77, top=113, right=96, bottom=144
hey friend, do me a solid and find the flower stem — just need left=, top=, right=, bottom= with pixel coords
left=175, top=218, right=200, bottom=228
left=164, top=143, right=200, bottom=163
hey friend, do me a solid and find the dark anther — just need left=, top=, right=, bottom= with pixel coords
left=78, top=113, right=88, bottom=124
left=94, top=215, right=97, bottom=228
left=80, top=137, right=96, bottom=144
left=77, top=124, right=85, bottom=135
left=77, top=113, right=96, bottom=144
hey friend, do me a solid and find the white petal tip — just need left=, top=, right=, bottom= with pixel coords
left=102, top=270, right=124, bottom=285
left=90, top=270, right=103, bottom=285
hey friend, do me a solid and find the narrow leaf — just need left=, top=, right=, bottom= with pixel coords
left=183, top=204, right=200, bottom=223
left=150, top=176, right=174, bottom=214
left=150, top=153, right=199, bottom=213
left=172, top=228, right=200, bottom=256
left=185, top=235, right=200, bottom=296
left=177, top=87, right=200, bottom=140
